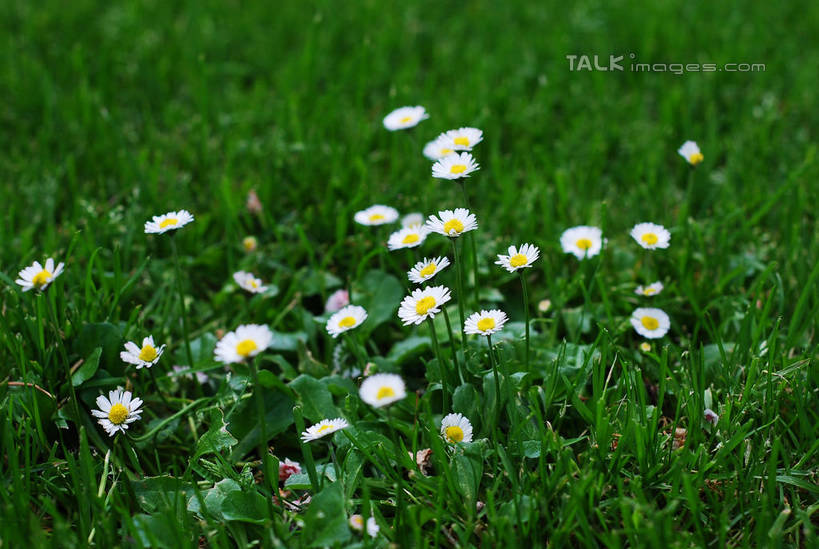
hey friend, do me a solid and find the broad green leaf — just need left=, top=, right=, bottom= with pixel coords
left=289, top=374, right=340, bottom=421
left=301, top=482, right=350, bottom=547
left=194, top=408, right=238, bottom=458
left=72, top=347, right=101, bottom=387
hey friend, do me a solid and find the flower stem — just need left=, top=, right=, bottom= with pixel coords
left=441, top=307, right=463, bottom=383
left=451, top=239, right=467, bottom=359
left=486, top=334, right=501, bottom=433
left=169, top=236, right=195, bottom=370
left=460, top=182, right=480, bottom=308
left=147, top=366, right=170, bottom=407
left=519, top=271, right=530, bottom=370
left=293, top=405, right=320, bottom=492
left=427, top=317, right=449, bottom=411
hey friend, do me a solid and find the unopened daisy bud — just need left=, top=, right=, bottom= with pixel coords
left=278, top=458, right=301, bottom=482
left=678, top=140, right=704, bottom=166
left=242, top=236, right=258, bottom=252
left=537, top=299, right=552, bottom=313
left=639, top=342, right=652, bottom=352
left=246, top=189, right=263, bottom=214
left=324, top=289, right=350, bottom=313
left=704, top=409, right=719, bottom=425
left=349, top=515, right=364, bottom=531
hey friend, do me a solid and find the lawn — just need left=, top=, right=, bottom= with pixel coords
left=1, top=0, right=817, bottom=547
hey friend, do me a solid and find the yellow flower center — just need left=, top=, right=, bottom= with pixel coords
left=242, top=237, right=257, bottom=251
left=641, top=233, right=658, bottom=245
left=159, top=218, right=178, bottom=229
left=376, top=386, right=396, bottom=400
left=509, top=254, right=528, bottom=268
left=338, top=316, right=357, bottom=328
left=440, top=148, right=453, bottom=155
left=443, top=219, right=464, bottom=234
left=453, top=136, right=469, bottom=146
left=108, top=403, right=129, bottom=425
left=450, top=164, right=467, bottom=174
left=138, top=345, right=157, bottom=362
left=236, top=339, right=258, bottom=357
left=419, top=263, right=436, bottom=278
left=643, top=288, right=656, bottom=295
left=316, top=424, right=333, bottom=434
left=445, top=425, right=464, bottom=443
left=640, top=342, right=652, bottom=352
left=368, top=214, right=385, bottom=222
left=477, top=317, right=496, bottom=332
left=641, top=316, right=659, bottom=331
left=399, top=116, right=412, bottom=123
left=689, top=152, right=704, bottom=165
left=351, top=516, right=363, bottom=529
left=415, top=296, right=436, bottom=315
left=31, top=270, right=51, bottom=288
left=402, top=233, right=420, bottom=244
left=576, top=238, right=592, bottom=250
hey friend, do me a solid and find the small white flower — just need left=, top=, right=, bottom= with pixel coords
left=349, top=515, right=364, bottom=531
left=441, top=412, right=473, bottom=443
left=432, top=152, right=480, bottom=180
left=324, top=289, right=350, bottom=313
left=630, top=222, right=671, bottom=250
left=398, top=286, right=452, bottom=325
left=635, top=281, right=664, bottom=297
left=326, top=305, right=367, bottom=338
left=639, top=342, right=652, bottom=352
left=214, top=324, right=273, bottom=364
left=300, top=418, right=349, bottom=442
left=423, top=136, right=457, bottom=161
left=354, top=205, right=399, bottom=226
left=144, top=210, right=194, bottom=234
left=366, top=516, right=380, bottom=538
left=538, top=299, right=551, bottom=313
left=120, top=335, right=166, bottom=369
left=495, top=243, right=540, bottom=272
left=560, top=226, right=603, bottom=259
left=401, top=212, right=425, bottom=227
left=387, top=225, right=429, bottom=250
left=91, top=388, right=143, bottom=437
left=464, top=309, right=508, bottom=336
left=442, top=127, right=483, bottom=150
left=630, top=308, right=671, bottom=339
left=425, top=208, right=478, bottom=238
left=383, top=106, right=428, bottom=131
left=233, top=271, right=267, bottom=294
left=407, top=256, right=451, bottom=284
left=678, top=140, right=703, bottom=165
left=359, top=373, right=406, bottom=408
left=16, top=258, right=65, bottom=292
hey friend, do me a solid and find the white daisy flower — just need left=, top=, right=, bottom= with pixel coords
left=442, top=127, right=483, bottom=150
left=407, top=256, right=451, bottom=284
left=120, top=335, right=166, bottom=369
left=397, top=286, right=452, bottom=325
left=16, top=258, right=65, bottom=292
left=359, top=373, right=406, bottom=408
left=349, top=515, right=364, bottom=531
left=383, top=106, right=428, bottom=131
left=464, top=309, right=508, bottom=336
left=560, top=226, right=603, bottom=259
left=678, top=140, right=703, bottom=165
left=242, top=236, right=258, bottom=252
left=144, top=210, right=194, bottom=234
left=431, top=152, right=480, bottom=180
left=423, top=137, right=457, bottom=161
left=324, top=289, right=350, bottom=313
left=425, top=208, right=478, bottom=238
left=91, top=389, right=143, bottom=437
left=214, top=324, right=273, bottom=364
left=630, top=308, right=671, bottom=339
left=401, top=212, right=425, bottom=227
left=300, top=417, right=349, bottom=442
left=639, top=342, right=652, bottom=352
left=440, top=412, right=473, bottom=443
left=366, top=517, right=380, bottom=538
left=635, top=281, right=664, bottom=297
left=630, top=222, right=671, bottom=250
left=495, top=243, right=540, bottom=272
left=326, top=305, right=367, bottom=338
left=354, top=205, right=400, bottom=226
left=233, top=271, right=267, bottom=294
left=387, top=225, right=429, bottom=250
